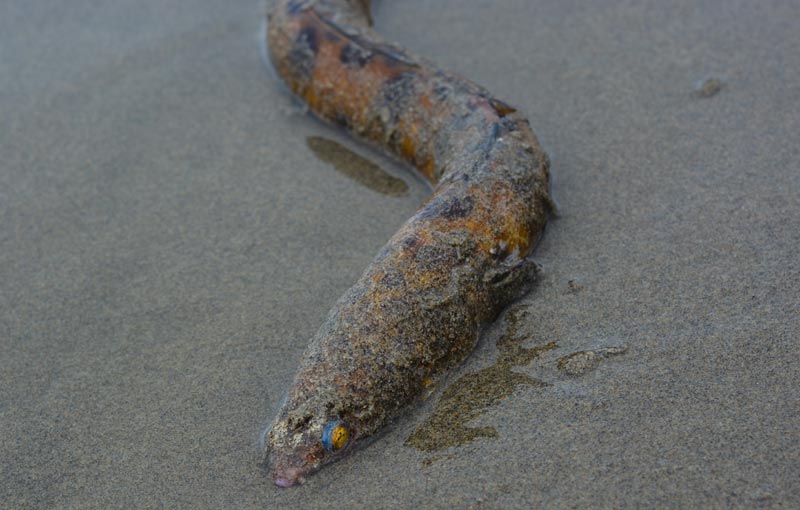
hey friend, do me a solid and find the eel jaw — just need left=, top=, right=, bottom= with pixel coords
left=267, top=448, right=321, bottom=488
left=274, top=466, right=306, bottom=488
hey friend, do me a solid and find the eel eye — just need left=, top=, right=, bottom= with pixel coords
left=322, top=421, right=349, bottom=452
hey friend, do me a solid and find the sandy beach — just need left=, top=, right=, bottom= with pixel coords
left=1, top=0, right=798, bottom=508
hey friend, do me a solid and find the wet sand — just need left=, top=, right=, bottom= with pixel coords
left=1, top=0, right=798, bottom=508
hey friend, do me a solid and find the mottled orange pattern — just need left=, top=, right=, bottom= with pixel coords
left=264, top=0, right=551, bottom=487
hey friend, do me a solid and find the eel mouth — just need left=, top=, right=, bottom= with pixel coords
left=267, top=450, right=315, bottom=488
left=274, top=466, right=306, bottom=488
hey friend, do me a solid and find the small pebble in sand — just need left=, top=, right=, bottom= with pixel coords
left=694, top=77, right=723, bottom=98
left=750, top=488, right=773, bottom=502
left=566, top=279, right=584, bottom=293
left=556, top=345, right=628, bottom=375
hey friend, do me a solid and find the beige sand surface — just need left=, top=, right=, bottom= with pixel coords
left=1, top=1, right=797, bottom=508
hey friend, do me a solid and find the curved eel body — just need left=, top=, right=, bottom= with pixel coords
left=264, top=0, right=551, bottom=487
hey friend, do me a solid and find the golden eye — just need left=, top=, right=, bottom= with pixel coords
left=322, top=421, right=349, bottom=451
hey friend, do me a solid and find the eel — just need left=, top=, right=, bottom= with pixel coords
left=263, top=0, right=552, bottom=487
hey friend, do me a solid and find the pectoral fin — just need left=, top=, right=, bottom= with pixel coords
left=484, top=256, right=541, bottom=315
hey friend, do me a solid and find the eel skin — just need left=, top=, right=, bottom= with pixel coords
left=264, top=0, right=552, bottom=487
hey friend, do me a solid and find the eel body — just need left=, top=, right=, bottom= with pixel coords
left=264, top=0, right=551, bottom=487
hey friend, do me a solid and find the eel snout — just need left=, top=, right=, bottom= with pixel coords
left=274, top=469, right=304, bottom=488
left=268, top=452, right=312, bottom=488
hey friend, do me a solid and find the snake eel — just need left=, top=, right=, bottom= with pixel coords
left=264, top=0, right=551, bottom=487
